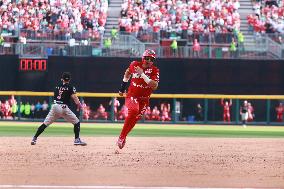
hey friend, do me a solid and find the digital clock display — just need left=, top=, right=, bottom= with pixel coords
left=19, top=59, right=47, bottom=71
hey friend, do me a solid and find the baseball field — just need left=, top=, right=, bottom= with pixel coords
left=0, top=121, right=283, bottom=189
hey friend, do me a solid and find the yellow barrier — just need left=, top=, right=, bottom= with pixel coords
left=0, top=91, right=283, bottom=100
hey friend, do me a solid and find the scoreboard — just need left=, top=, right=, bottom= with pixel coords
left=19, top=58, right=47, bottom=71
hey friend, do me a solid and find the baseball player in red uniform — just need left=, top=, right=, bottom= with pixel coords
left=276, top=102, right=283, bottom=122
left=221, top=99, right=232, bottom=122
left=117, top=49, right=160, bottom=150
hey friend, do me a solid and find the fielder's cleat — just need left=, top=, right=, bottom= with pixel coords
left=31, top=137, right=37, bottom=145
left=117, top=138, right=126, bottom=149
left=74, top=138, right=87, bottom=146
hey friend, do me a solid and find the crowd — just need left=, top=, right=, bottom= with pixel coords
left=0, top=96, right=282, bottom=123
left=0, top=0, right=108, bottom=40
left=0, top=96, right=49, bottom=119
left=248, top=0, right=284, bottom=34
left=119, top=0, right=241, bottom=38
left=81, top=99, right=172, bottom=121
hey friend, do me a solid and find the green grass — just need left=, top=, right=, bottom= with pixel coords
left=0, top=121, right=284, bottom=138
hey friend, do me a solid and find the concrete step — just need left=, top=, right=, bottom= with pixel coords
left=240, top=3, right=252, bottom=6
left=241, top=24, right=250, bottom=28
left=109, top=3, right=123, bottom=6
left=110, top=0, right=123, bottom=2
left=105, top=26, right=119, bottom=30
left=106, top=21, right=118, bottom=24
left=239, top=9, right=253, bottom=11
left=109, top=4, right=122, bottom=7
left=107, top=17, right=119, bottom=20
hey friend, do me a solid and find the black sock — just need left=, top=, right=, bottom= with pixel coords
left=74, top=122, right=80, bottom=139
left=34, top=123, right=47, bottom=138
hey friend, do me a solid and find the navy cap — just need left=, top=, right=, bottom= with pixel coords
left=62, top=72, right=71, bottom=81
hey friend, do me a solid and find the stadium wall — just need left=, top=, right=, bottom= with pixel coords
left=0, top=55, right=283, bottom=95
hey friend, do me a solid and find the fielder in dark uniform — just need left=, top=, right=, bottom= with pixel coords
left=31, top=72, right=87, bottom=146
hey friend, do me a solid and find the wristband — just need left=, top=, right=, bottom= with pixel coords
left=141, top=73, right=151, bottom=84
left=119, top=81, right=128, bottom=93
left=123, top=76, right=130, bottom=82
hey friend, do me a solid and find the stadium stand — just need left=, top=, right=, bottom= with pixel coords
left=0, top=0, right=108, bottom=40
left=0, top=0, right=283, bottom=58
left=248, top=0, right=284, bottom=34
left=118, top=0, right=241, bottom=40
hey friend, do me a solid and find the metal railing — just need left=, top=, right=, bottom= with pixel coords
left=19, top=29, right=101, bottom=42
left=121, top=30, right=236, bottom=44
left=0, top=42, right=282, bottom=59
left=0, top=33, right=283, bottom=59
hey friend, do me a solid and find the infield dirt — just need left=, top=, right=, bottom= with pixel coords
left=0, top=137, right=283, bottom=187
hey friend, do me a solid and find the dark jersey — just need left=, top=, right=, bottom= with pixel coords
left=241, top=105, right=248, bottom=113
left=53, top=83, right=76, bottom=106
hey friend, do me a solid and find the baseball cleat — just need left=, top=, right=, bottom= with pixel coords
left=31, top=137, right=37, bottom=145
left=74, top=138, right=87, bottom=146
left=117, top=138, right=126, bottom=149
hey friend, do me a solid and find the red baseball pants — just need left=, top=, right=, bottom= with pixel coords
left=119, top=97, right=149, bottom=139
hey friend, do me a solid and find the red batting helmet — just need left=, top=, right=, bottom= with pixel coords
left=142, top=49, right=156, bottom=59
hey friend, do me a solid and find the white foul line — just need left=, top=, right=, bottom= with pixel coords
left=0, top=185, right=266, bottom=189
left=0, top=186, right=200, bottom=189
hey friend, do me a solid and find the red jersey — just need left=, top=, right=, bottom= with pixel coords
left=127, top=61, right=159, bottom=98
left=276, top=106, right=283, bottom=115
left=223, top=104, right=230, bottom=114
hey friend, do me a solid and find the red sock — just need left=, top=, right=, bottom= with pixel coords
left=119, top=109, right=138, bottom=139
left=125, top=116, right=139, bottom=137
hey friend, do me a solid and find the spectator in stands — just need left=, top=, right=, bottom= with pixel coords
left=265, top=0, right=278, bottom=7
left=111, top=27, right=118, bottom=41
left=0, top=35, right=4, bottom=46
left=230, top=37, right=237, bottom=58
left=171, top=39, right=178, bottom=56
left=195, top=103, right=203, bottom=121
left=192, top=38, right=201, bottom=58
left=237, top=31, right=245, bottom=52
left=278, top=36, right=282, bottom=44
left=275, top=102, right=283, bottom=122
left=0, top=35, right=4, bottom=53
left=103, top=37, right=112, bottom=53
left=94, top=104, right=108, bottom=120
